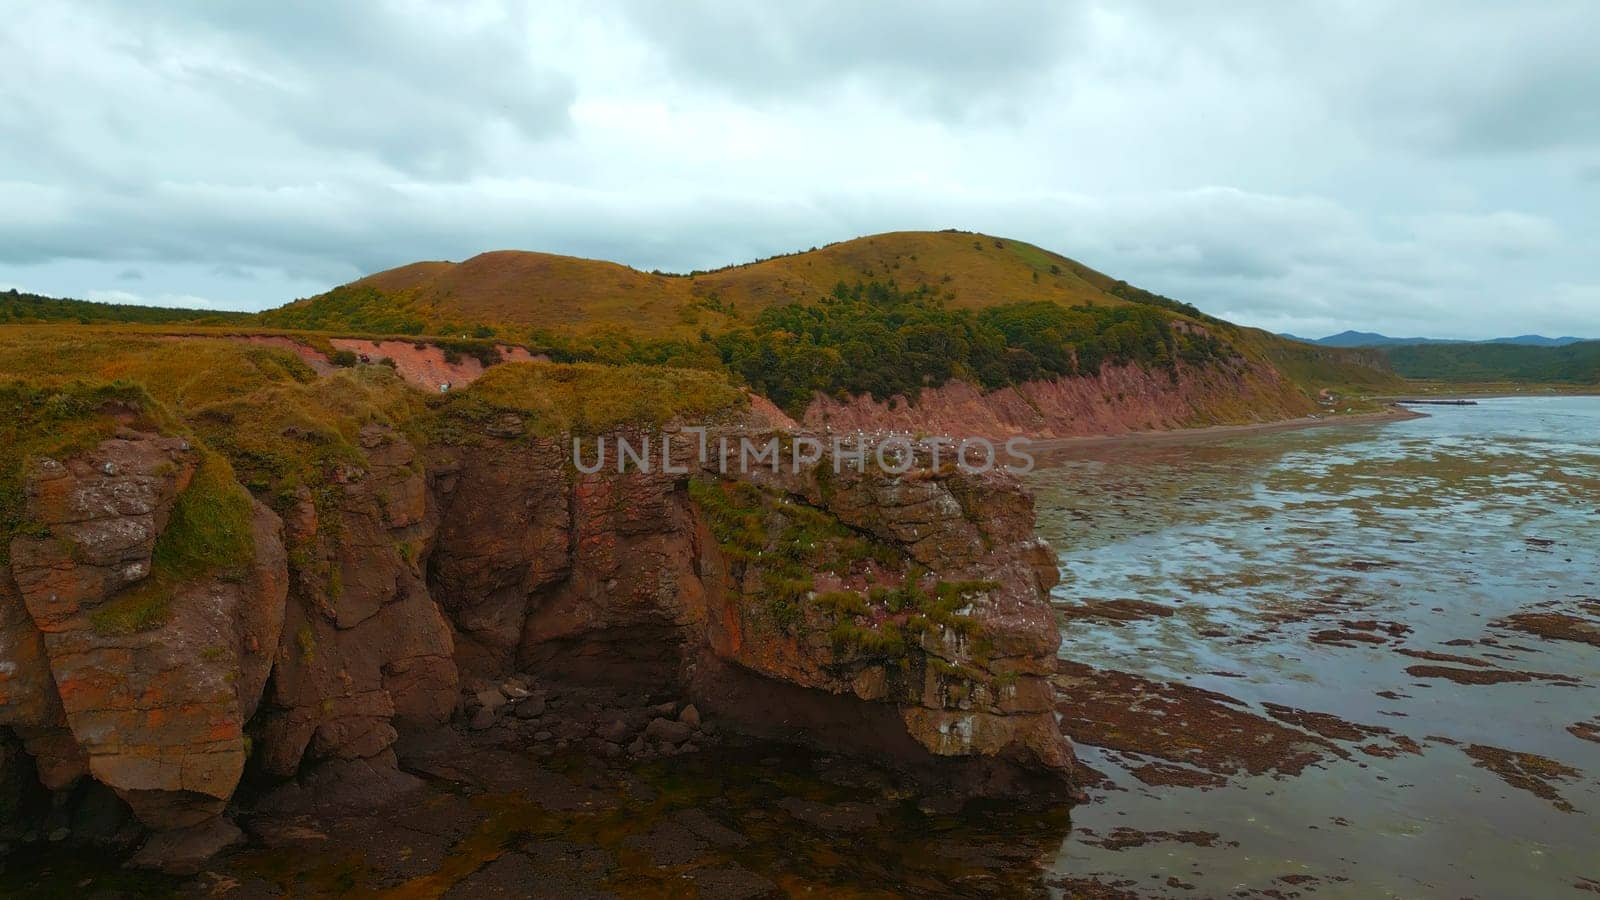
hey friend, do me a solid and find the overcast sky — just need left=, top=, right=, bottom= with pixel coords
left=3, top=1, right=1597, bottom=339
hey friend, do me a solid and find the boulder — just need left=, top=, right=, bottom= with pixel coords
left=127, top=818, right=244, bottom=876
left=645, top=717, right=694, bottom=744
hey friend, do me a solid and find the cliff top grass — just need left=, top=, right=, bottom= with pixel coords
left=0, top=375, right=258, bottom=634
left=0, top=380, right=161, bottom=570
left=430, top=360, right=747, bottom=437
left=188, top=364, right=426, bottom=511
left=0, top=327, right=320, bottom=412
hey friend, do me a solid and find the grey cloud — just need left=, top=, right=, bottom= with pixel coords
left=9, top=2, right=575, bottom=181
left=607, top=0, right=1087, bottom=119
left=0, top=1, right=1596, bottom=340
left=1096, top=1, right=1600, bottom=157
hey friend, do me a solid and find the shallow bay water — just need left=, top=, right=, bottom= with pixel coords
left=1030, top=397, right=1600, bottom=897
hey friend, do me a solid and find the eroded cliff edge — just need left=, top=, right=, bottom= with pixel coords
left=0, top=361, right=1072, bottom=873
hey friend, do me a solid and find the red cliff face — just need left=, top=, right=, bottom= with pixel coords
left=1, top=410, right=1073, bottom=872
left=801, top=359, right=1315, bottom=439
left=3, top=430, right=287, bottom=871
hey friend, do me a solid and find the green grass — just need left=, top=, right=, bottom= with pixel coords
left=0, top=374, right=256, bottom=635
left=258, top=284, right=430, bottom=335
left=0, top=327, right=320, bottom=412
left=187, top=364, right=423, bottom=511
left=430, top=361, right=747, bottom=438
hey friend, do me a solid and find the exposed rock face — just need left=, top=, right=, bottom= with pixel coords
left=429, top=437, right=573, bottom=673
left=3, top=430, right=288, bottom=870
left=691, top=449, right=1071, bottom=796
left=431, top=426, right=1073, bottom=798
left=801, top=359, right=1313, bottom=439
left=252, top=424, right=456, bottom=789
left=1, top=412, right=1072, bottom=871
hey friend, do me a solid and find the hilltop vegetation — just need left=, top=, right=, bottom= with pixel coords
left=711, top=282, right=1230, bottom=413
left=1383, top=341, right=1600, bottom=384
left=259, top=231, right=1163, bottom=337
left=723, top=284, right=1224, bottom=412
left=0, top=288, right=252, bottom=325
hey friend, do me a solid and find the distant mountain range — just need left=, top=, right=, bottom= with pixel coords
left=1279, top=330, right=1593, bottom=348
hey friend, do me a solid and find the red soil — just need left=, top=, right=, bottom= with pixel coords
left=234, top=334, right=337, bottom=374
left=327, top=339, right=545, bottom=392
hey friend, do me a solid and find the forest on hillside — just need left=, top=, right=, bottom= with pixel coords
left=0, top=289, right=251, bottom=325
left=1384, top=341, right=1600, bottom=383
left=539, top=280, right=1236, bottom=412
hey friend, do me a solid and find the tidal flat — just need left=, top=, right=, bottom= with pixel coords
left=1034, top=396, right=1600, bottom=897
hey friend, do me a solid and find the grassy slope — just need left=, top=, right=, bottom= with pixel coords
left=1249, top=332, right=1401, bottom=392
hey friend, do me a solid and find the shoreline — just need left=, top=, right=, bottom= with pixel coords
left=1027, top=405, right=1425, bottom=453
left=1377, top=389, right=1600, bottom=401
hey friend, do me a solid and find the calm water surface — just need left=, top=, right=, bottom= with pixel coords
left=1029, top=397, right=1600, bottom=897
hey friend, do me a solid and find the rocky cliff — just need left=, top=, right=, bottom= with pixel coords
left=801, top=358, right=1315, bottom=439
left=0, top=373, right=1072, bottom=873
